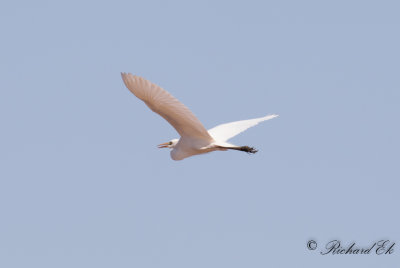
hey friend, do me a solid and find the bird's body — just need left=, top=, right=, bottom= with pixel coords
left=170, top=137, right=216, bottom=161
left=121, top=73, right=278, bottom=160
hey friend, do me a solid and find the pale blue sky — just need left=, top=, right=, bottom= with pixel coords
left=1, top=0, right=399, bottom=267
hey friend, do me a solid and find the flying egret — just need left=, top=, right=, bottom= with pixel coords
left=121, top=73, right=278, bottom=160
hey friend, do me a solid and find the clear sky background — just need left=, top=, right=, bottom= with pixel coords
left=1, top=0, right=399, bottom=267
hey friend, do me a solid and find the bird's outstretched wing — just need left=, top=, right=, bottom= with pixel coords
left=121, top=73, right=213, bottom=141
left=208, top=115, right=278, bottom=142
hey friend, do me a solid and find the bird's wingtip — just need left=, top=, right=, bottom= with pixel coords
left=264, top=114, right=279, bottom=119
left=121, top=72, right=141, bottom=80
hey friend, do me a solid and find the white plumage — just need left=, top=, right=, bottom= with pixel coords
left=121, top=73, right=278, bottom=160
left=208, top=115, right=278, bottom=142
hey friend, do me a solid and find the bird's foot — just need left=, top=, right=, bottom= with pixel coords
left=239, top=146, right=258, bottom=154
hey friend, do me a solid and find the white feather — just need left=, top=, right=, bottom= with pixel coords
left=121, top=73, right=213, bottom=142
left=208, top=115, right=279, bottom=142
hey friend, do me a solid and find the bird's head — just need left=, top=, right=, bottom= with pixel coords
left=157, top=139, right=178, bottom=149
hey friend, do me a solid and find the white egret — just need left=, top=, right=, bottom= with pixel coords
left=121, top=73, right=278, bottom=160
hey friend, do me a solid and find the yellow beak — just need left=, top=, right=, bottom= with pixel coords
left=157, top=142, right=170, bottom=148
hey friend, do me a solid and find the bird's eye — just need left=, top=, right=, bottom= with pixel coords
left=169, top=141, right=173, bottom=145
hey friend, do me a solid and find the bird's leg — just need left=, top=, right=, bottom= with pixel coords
left=236, top=146, right=258, bottom=154
left=216, top=145, right=258, bottom=154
